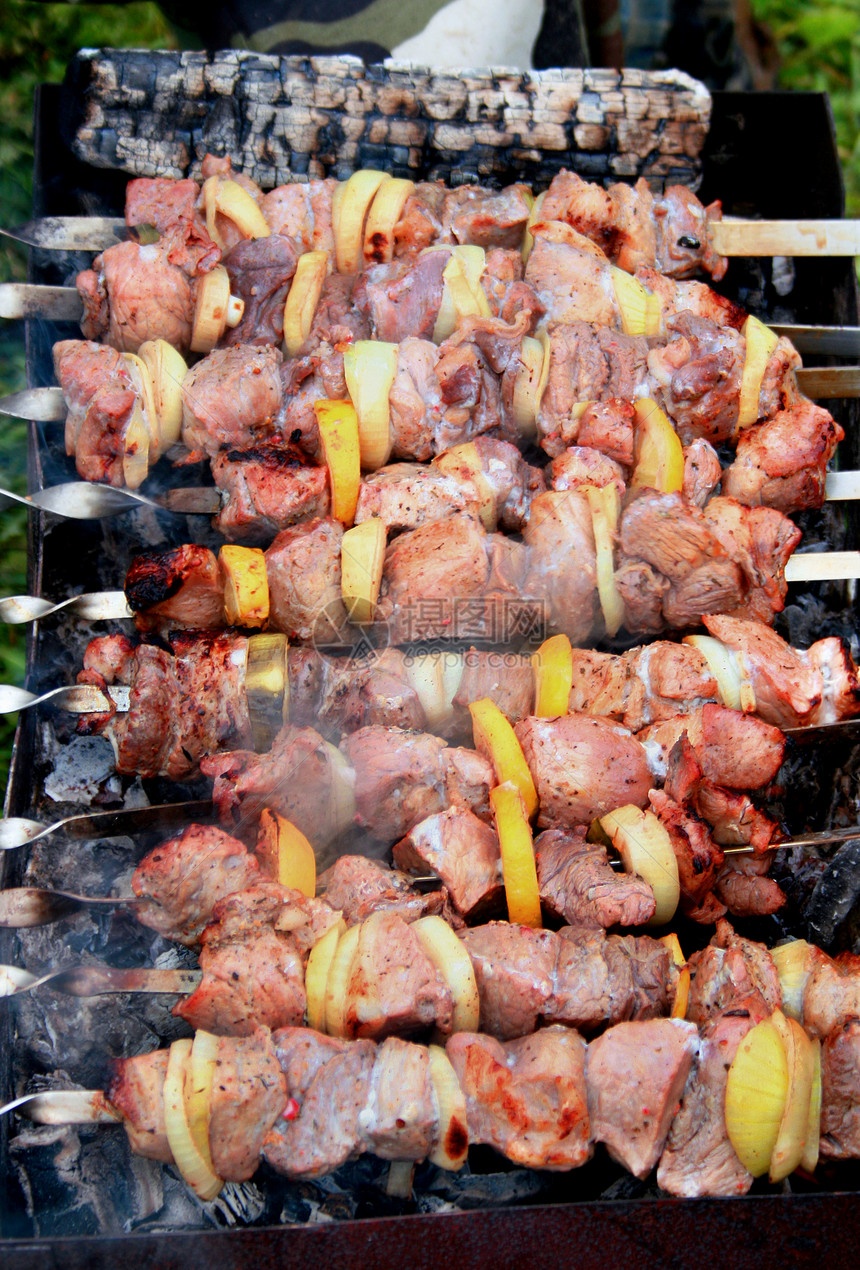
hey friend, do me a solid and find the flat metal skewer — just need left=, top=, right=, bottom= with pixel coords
left=0, top=800, right=217, bottom=852
left=0, top=482, right=221, bottom=520
left=0, top=963, right=202, bottom=998
left=1, top=215, right=128, bottom=252
left=0, top=1089, right=117, bottom=1124
left=0, top=684, right=129, bottom=715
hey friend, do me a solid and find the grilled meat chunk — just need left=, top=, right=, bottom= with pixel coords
left=208, top=1028, right=287, bottom=1181
left=125, top=545, right=224, bottom=631
left=636, top=702, right=786, bottom=791
left=820, top=1019, right=860, bottom=1160
left=182, top=343, right=283, bottom=458
left=318, top=854, right=452, bottom=926
left=535, top=828, right=656, bottom=929
left=131, top=824, right=260, bottom=946
left=723, top=398, right=844, bottom=513
left=586, top=1018, right=698, bottom=1178
left=265, top=516, right=347, bottom=645
left=107, top=1050, right=172, bottom=1163
left=341, top=725, right=494, bottom=842
left=657, top=1004, right=768, bottom=1197
left=802, top=948, right=860, bottom=1040
left=447, top=1025, right=591, bottom=1170
left=393, top=807, right=503, bottom=920
left=222, top=235, right=298, bottom=347
left=514, top=713, right=653, bottom=830
left=340, top=911, right=454, bottom=1041
left=78, top=240, right=196, bottom=352
left=686, top=920, right=782, bottom=1024
left=211, top=445, right=330, bottom=544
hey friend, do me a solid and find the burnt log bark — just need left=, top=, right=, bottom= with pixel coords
left=64, top=50, right=711, bottom=191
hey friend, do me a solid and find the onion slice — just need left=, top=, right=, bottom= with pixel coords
left=121, top=352, right=161, bottom=460
left=737, top=315, right=779, bottom=431
left=769, top=1009, right=817, bottom=1182
left=343, top=340, right=398, bottom=470
left=305, top=918, right=347, bottom=1032
left=427, top=1044, right=469, bottom=1171
left=405, top=649, right=464, bottom=730
left=611, top=267, right=659, bottom=336
left=770, top=940, right=814, bottom=1023
left=185, top=1030, right=219, bottom=1173
left=324, top=922, right=361, bottom=1038
left=683, top=634, right=756, bottom=714
left=412, top=914, right=480, bottom=1034
left=585, top=483, right=625, bottom=637
left=283, top=250, right=329, bottom=358
left=137, top=339, right=188, bottom=450
left=190, top=266, right=245, bottom=354
left=433, top=443, right=496, bottom=529
left=801, top=1038, right=822, bottom=1174
left=314, top=398, right=362, bottom=525
left=469, top=697, right=538, bottom=820
left=490, top=781, right=542, bottom=928
left=660, top=933, right=689, bottom=1019
left=363, top=177, right=415, bottom=265
left=244, top=632, right=288, bottom=751
left=531, top=633, right=573, bottom=718
left=725, top=1015, right=789, bottom=1178
left=630, top=398, right=684, bottom=494
left=335, top=170, right=389, bottom=273
left=521, top=190, right=544, bottom=264
left=219, top=545, right=269, bottom=628
left=599, top=805, right=680, bottom=927
left=203, top=175, right=270, bottom=250
left=341, top=519, right=387, bottom=625
left=511, top=336, right=546, bottom=438
left=121, top=400, right=151, bottom=490
left=256, top=807, right=316, bottom=897
left=163, top=1038, right=223, bottom=1201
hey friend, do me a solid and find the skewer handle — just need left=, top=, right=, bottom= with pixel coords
left=2, top=216, right=128, bottom=252
left=0, top=683, right=128, bottom=716
left=784, top=551, right=860, bottom=583
left=711, top=218, right=860, bottom=257
left=0, top=591, right=133, bottom=624
left=0, top=282, right=83, bottom=321
left=0, top=1089, right=117, bottom=1124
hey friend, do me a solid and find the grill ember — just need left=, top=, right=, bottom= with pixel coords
left=4, top=81, right=860, bottom=1244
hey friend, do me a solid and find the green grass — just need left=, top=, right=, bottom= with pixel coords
left=0, top=5, right=858, bottom=791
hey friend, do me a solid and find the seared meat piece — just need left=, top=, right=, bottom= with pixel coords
left=514, top=713, right=653, bottom=830
left=341, top=724, right=494, bottom=841
left=703, top=613, right=822, bottom=728
left=463, top=923, right=557, bottom=1039
left=442, top=183, right=533, bottom=250
left=393, top=807, right=503, bottom=920
left=394, top=182, right=445, bottom=253
left=647, top=312, right=745, bottom=445
left=820, top=1020, right=860, bottom=1160
left=107, top=1050, right=172, bottom=1163
left=635, top=267, right=747, bottom=331
left=318, top=854, right=452, bottom=926
left=522, top=491, right=597, bottom=644
left=540, top=170, right=726, bottom=280
left=614, top=560, right=667, bottom=635
left=353, top=251, right=447, bottom=343
left=636, top=703, right=786, bottom=792
left=657, top=1004, right=768, bottom=1197
left=259, top=179, right=338, bottom=254
left=619, top=490, right=736, bottom=585
left=550, top=445, right=627, bottom=497
left=354, top=431, right=546, bottom=537
left=447, top=1025, right=591, bottom=1170
left=686, top=920, right=782, bottom=1024
left=551, top=927, right=673, bottom=1030
left=208, top=1028, right=287, bottom=1181
left=182, top=343, right=283, bottom=459
left=648, top=789, right=726, bottom=922
left=538, top=324, right=649, bottom=449
left=308, top=273, right=371, bottom=349
left=452, top=646, right=535, bottom=729
left=362, top=1037, right=437, bottom=1160
left=78, top=631, right=252, bottom=781
left=72, top=387, right=140, bottom=487
left=702, top=497, right=800, bottom=625
left=265, top=516, right=348, bottom=645
left=174, top=882, right=340, bottom=1035
left=263, top=1029, right=376, bottom=1178
left=376, top=513, right=539, bottom=646
left=568, top=641, right=717, bottom=733
left=463, top=923, right=671, bottom=1039
left=307, top=647, right=428, bottom=737
left=77, top=239, right=196, bottom=352
left=54, top=338, right=154, bottom=486
left=525, top=234, right=621, bottom=329
left=802, top=948, right=860, bottom=1040
left=55, top=338, right=129, bottom=450
left=132, top=824, right=260, bottom=945
left=535, top=828, right=656, bottom=929
left=576, top=400, right=636, bottom=466
left=202, top=725, right=351, bottom=849
left=723, top=398, right=844, bottom=513
left=125, top=176, right=201, bottom=235
left=125, top=545, right=224, bottom=631
left=683, top=438, right=723, bottom=507
left=711, top=851, right=783, bottom=918
left=222, top=235, right=298, bottom=347
left=211, top=445, right=330, bottom=544
left=586, top=1018, right=699, bottom=1178
left=341, top=911, right=454, bottom=1041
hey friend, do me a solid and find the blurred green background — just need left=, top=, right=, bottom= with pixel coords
left=0, top=0, right=859, bottom=793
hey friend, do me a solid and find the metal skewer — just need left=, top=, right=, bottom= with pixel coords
left=0, top=800, right=216, bottom=852
left=0, top=963, right=202, bottom=997
left=0, top=684, right=129, bottom=715
left=6, top=211, right=860, bottom=260
left=0, top=888, right=147, bottom=927
left=0, top=1089, right=117, bottom=1124
left=0, top=482, right=221, bottom=520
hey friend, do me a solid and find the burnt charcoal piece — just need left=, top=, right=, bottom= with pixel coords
left=805, top=838, right=860, bottom=950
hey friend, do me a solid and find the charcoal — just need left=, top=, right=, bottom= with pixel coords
left=805, top=838, right=860, bottom=950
